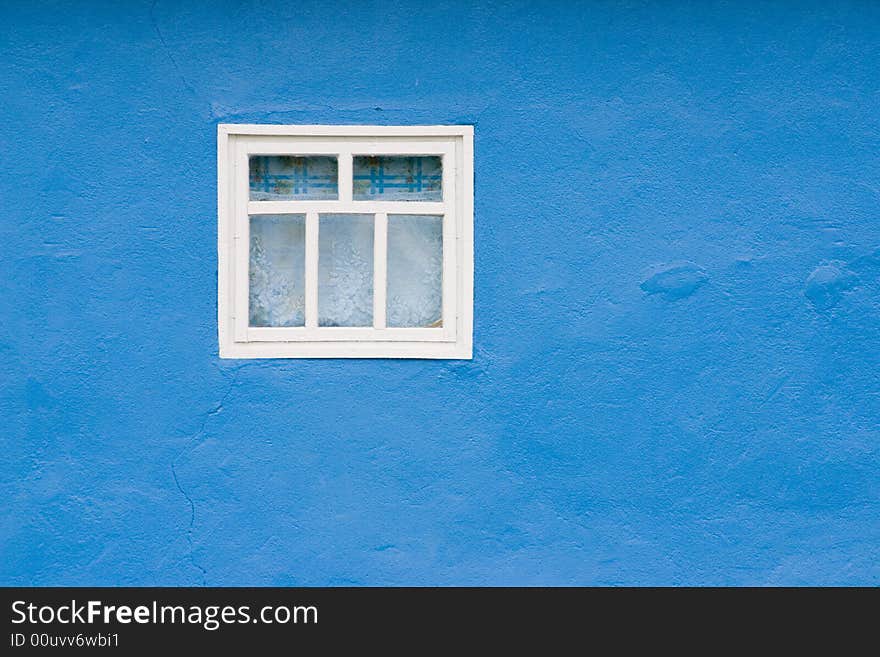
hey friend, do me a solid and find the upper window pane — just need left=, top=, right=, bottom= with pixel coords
left=250, top=156, right=338, bottom=200
left=353, top=156, right=442, bottom=201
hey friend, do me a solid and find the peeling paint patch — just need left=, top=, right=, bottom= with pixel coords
left=848, top=247, right=880, bottom=282
left=640, top=263, right=708, bottom=301
left=804, top=262, right=858, bottom=311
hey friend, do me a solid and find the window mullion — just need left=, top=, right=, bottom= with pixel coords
left=338, top=151, right=353, bottom=202
left=305, top=210, right=319, bottom=329
left=373, top=212, right=388, bottom=329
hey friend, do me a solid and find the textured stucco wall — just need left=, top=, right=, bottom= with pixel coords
left=2, top=0, right=879, bottom=585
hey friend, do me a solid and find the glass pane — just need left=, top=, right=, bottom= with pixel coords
left=387, top=215, right=443, bottom=328
left=249, top=156, right=338, bottom=200
left=318, top=214, right=374, bottom=327
left=249, top=215, right=306, bottom=327
left=353, top=156, right=442, bottom=201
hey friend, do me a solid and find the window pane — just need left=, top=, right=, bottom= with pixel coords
left=318, top=214, right=374, bottom=327
left=387, top=215, right=443, bottom=328
left=249, top=215, right=305, bottom=327
left=353, top=156, right=442, bottom=201
left=250, top=156, right=338, bottom=200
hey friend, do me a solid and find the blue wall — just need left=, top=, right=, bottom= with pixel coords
left=2, top=0, right=879, bottom=586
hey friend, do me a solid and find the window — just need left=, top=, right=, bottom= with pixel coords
left=217, top=125, right=474, bottom=358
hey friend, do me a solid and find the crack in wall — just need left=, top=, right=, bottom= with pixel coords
left=149, top=0, right=199, bottom=101
left=170, top=462, right=206, bottom=585
left=170, top=372, right=238, bottom=585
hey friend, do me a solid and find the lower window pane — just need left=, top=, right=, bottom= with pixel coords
left=318, top=214, right=374, bottom=327
left=387, top=215, right=443, bottom=328
left=249, top=215, right=306, bottom=327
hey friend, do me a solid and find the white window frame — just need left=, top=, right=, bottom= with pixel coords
left=217, top=124, right=474, bottom=359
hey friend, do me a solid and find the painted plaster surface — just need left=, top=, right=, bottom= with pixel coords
left=2, top=1, right=879, bottom=585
